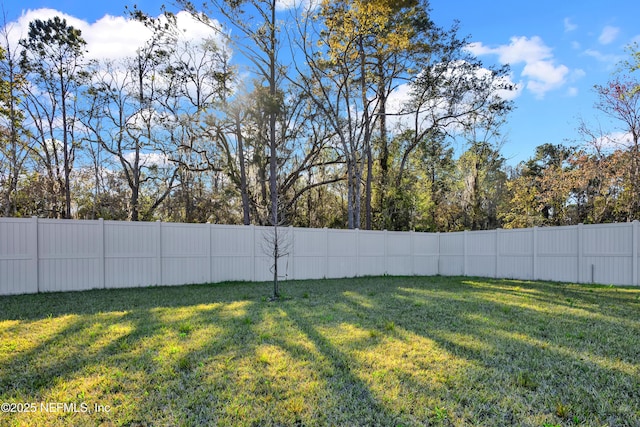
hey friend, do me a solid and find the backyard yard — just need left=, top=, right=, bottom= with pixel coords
left=0, top=276, right=639, bottom=426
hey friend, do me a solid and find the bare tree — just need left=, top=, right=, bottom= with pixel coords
left=20, top=16, right=88, bottom=218
left=592, top=76, right=640, bottom=220
left=0, top=18, right=30, bottom=216
left=82, top=13, right=180, bottom=221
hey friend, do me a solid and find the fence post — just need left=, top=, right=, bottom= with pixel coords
left=289, top=225, right=294, bottom=280
left=437, top=231, right=441, bottom=275
left=463, top=230, right=468, bottom=276
left=98, top=218, right=105, bottom=289
left=207, top=223, right=213, bottom=283
left=633, top=220, right=639, bottom=286
left=30, top=216, right=39, bottom=293
left=156, top=220, right=162, bottom=286
left=324, top=227, right=329, bottom=279
left=495, top=228, right=500, bottom=279
left=355, top=228, right=360, bottom=277
left=410, top=230, right=415, bottom=276
left=532, top=226, right=538, bottom=281
left=251, top=225, right=256, bottom=282
left=384, top=229, right=388, bottom=275
left=577, top=223, right=584, bottom=283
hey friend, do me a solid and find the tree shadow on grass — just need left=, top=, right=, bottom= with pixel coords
left=0, top=281, right=268, bottom=322
left=1, top=276, right=639, bottom=426
left=0, top=284, right=273, bottom=426
left=140, top=300, right=404, bottom=426
left=278, top=304, right=403, bottom=426
left=385, top=281, right=640, bottom=426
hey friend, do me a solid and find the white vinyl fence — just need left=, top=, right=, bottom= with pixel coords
left=0, top=218, right=638, bottom=295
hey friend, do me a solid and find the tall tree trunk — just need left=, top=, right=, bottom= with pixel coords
left=130, top=149, right=141, bottom=221
left=365, top=143, right=373, bottom=229
left=235, top=113, right=251, bottom=225
left=359, top=36, right=372, bottom=230
left=346, top=158, right=355, bottom=229
left=60, top=69, right=72, bottom=219
left=377, top=59, right=388, bottom=229
left=268, top=0, right=280, bottom=298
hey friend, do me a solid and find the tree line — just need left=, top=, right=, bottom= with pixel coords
left=1, top=0, right=639, bottom=231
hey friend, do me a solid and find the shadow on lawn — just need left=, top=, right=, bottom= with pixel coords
left=1, top=276, right=639, bottom=426
left=346, top=279, right=640, bottom=425
left=0, top=281, right=267, bottom=321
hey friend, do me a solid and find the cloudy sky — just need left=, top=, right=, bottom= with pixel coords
left=430, top=0, right=640, bottom=163
left=2, top=0, right=640, bottom=164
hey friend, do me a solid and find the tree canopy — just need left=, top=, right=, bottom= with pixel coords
left=1, top=3, right=639, bottom=229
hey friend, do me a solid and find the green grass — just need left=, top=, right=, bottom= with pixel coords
left=1, top=276, right=639, bottom=426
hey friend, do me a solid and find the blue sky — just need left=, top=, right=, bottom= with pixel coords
left=430, top=0, right=640, bottom=164
left=3, top=0, right=640, bottom=165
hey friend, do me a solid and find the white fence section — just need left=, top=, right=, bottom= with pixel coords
left=1, top=218, right=638, bottom=295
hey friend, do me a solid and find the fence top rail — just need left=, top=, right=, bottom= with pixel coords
left=1, top=216, right=639, bottom=234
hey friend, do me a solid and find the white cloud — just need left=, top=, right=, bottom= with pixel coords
left=276, top=0, right=321, bottom=11
left=123, top=152, right=170, bottom=168
left=468, top=36, right=551, bottom=64
left=386, top=83, right=413, bottom=116
left=564, top=18, right=577, bottom=33
left=384, top=62, right=521, bottom=136
left=609, top=131, right=637, bottom=149
left=598, top=25, right=620, bottom=45
left=584, top=49, right=624, bottom=67
left=522, top=61, right=569, bottom=98
left=589, top=131, right=636, bottom=151
left=83, top=15, right=152, bottom=60
left=467, top=36, right=570, bottom=99
left=566, top=87, right=579, bottom=97
left=5, top=8, right=221, bottom=61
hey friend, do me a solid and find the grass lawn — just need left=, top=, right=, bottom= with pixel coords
left=0, top=276, right=639, bottom=427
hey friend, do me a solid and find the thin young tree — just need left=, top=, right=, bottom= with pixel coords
left=179, top=0, right=286, bottom=298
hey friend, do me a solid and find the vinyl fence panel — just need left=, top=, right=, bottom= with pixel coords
left=581, top=223, right=634, bottom=285
left=536, top=225, right=579, bottom=283
left=211, top=225, right=255, bottom=282
left=326, top=229, right=358, bottom=278
left=0, top=218, right=37, bottom=295
left=466, top=230, right=497, bottom=278
left=412, top=232, right=440, bottom=276
left=38, top=219, right=103, bottom=293
left=292, top=227, right=327, bottom=280
left=1, top=218, right=639, bottom=295
left=439, top=232, right=465, bottom=276
left=161, top=222, right=211, bottom=286
left=497, top=228, right=534, bottom=280
left=358, top=230, right=386, bottom=276
left=105, top=221, right=159, bottom=288
left=386, top=231, right=412, bottom=276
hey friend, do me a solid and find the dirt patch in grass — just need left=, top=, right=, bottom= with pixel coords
left=1, top=276, right=639, bottom=426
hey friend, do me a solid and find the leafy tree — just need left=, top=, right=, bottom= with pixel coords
left=503, top=144, right=574, bottom=227
left=500, top=165, right=544, bottom=229
left=457, top=142, right=507, bottom=230
left=592, top=76, right=640, bottom=220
